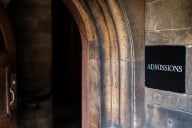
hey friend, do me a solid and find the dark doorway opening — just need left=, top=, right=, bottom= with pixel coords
left=52, top=0, right=82, bottom=127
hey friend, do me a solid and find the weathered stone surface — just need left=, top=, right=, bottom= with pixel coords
left=123, top=1, right=145, bottom=127
left=145, top=0, right=192, bottom=30
left=89, top=41, right=100, bottom=60
left=145, top=28, right=192, bottom=45
left=145, top=0, right=192, bottom=127
left=120, top=60, right=133, bottom=128
left=186, top=45, right=192, bottom=95
left=145, top=0, right=156, bottom=2
left=145, top=103, right=192, bottom=128
left=145, top=88, right=192, bottom=113
left=98, top=59, right=121, bottom=127
left=83, top=0, right=140, bottom=127
left=134, top=61, right=145, bottom=128
left=124, top=0, right=145, bottom=61
left=88, top=59, right=101, bottom=128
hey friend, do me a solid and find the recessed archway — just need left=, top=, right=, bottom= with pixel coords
left=63, top=1, right=137, bottom=128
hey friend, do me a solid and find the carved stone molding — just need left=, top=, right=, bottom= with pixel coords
left=63, top=0, right=139, bottom=128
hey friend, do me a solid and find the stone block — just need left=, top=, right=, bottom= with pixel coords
left=145, top=103, right=192, bottom=128
left=186, top=45, right=192, bottom=94
left=145, top=0, right=192, bottom=30
left=145, top=28, right=192, bottom=45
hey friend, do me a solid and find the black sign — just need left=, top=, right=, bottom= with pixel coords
left=145, top=45, right=185, bottom=93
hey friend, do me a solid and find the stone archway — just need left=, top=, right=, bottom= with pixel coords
left=63, top=1, right=139, bottom=128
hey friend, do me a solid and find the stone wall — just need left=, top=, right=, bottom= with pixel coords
left=123, top=0, right=145, bottom=127
left=145, top=0, right=192, bottom=127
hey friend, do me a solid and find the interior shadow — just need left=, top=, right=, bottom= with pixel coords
left=52, top=0, right=82, bottom=127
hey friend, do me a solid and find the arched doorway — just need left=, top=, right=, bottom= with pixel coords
left=63, top=1, right=139, bottom=128
left=2, top=0, right=145, bottom=127
left=4, top=0, right=145, bottom=128
left=52, top=0, right=82, bottom=127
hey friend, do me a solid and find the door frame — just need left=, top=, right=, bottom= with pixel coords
left=63, top=0, right=144, bottom=128
left=0, top=4, right=16, bottom=128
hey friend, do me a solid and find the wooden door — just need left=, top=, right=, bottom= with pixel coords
left=0, top=4, right=17, bottom=128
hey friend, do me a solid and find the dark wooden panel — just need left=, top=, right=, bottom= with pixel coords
left=0, top=30, right=5, bottom=51
left=0, top=66, right=9, bottom=116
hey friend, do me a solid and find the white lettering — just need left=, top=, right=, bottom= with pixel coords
left=146, top=64, right=183, bottom=73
